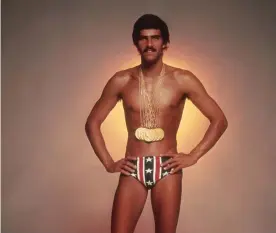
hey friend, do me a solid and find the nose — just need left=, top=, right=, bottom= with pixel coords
left=147, top=38, right=152, bottom=47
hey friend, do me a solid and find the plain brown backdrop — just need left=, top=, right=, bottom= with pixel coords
left=2, top=0, right=276, bottom=233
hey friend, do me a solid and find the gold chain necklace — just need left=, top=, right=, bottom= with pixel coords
left=135, top=65, right=165, bottom=142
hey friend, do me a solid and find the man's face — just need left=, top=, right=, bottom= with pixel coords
left=137, top=29, right=165, bottom=64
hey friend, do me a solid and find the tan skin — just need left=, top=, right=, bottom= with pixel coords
left=85, top=29, right=228, bottom=233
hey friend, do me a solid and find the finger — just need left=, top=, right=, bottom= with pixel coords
left=164, top=162, right=178, bottom=170
left=161, top=157, right=177, bottom=167
left=122, top=159, right=136, bottom=169
left=121, top=169, right=131, bottom=176
left=125, top=161, right=136, bottom=169
left=125, top=156, right=138, bottom=161
left=121, top=164, right=135, bottom=173
left=170, top=166, right=182, bottom=174
left=160, top=159, right=169, bottom=167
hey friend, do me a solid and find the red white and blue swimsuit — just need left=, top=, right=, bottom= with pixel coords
left=123, top=155, right=173, bottom=189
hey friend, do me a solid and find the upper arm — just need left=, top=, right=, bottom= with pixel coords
left=179, top=71, right=226, bottom=122
left=86, top=72, right=127, bottom=125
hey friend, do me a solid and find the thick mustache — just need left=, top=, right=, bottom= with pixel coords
left=143, top=47, right=156, bottom=53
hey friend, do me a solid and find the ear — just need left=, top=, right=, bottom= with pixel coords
left=163, top=43, right=169, bottom=49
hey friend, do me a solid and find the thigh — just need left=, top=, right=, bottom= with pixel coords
left=111, top=175, right=148, bottom=233
left=151, top=172, right=183, bottom=233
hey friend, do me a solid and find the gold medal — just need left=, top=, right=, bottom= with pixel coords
left=151, top=129, right=157, bottom=141
left=156, top=128, right=165, bottom=140
left=135, top=128, right=141, bottom=139
left=135, top=64, right=166, bottom=142
left=135, top=127, right=145, bottom=140
left=141, top=128, right=146, bottom=141
left=135, top=127, right=165, bottom=142
left=144, top=129, right=151, bottom=142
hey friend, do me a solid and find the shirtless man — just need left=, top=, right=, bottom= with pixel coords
left=85, top=14, right=228, bottom=233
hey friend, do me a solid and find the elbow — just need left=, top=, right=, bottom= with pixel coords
left=222, top=117, right=228, bottom=132
left=218, top=114, right=228, bottom=133
left=85, top=121, right=91, bottom=135
left=210, top=114, right=228, bottom=132
left=85, top=118, right=101, bottom=135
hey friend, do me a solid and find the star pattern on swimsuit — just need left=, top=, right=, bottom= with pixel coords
left=146, top=157, right=152, bottom=162
left=163, top=171, right=169, bottom=176
left=146, top=180, right=153, bottom=186
left=145, top=168, right=152, bottom=173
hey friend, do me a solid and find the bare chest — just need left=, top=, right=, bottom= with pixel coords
left=121, top=77, right=184, bottom=112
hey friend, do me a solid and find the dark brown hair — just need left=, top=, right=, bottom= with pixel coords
left=132, top=14, right=170, bottom=46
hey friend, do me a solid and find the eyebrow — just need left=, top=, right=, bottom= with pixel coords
left=139, top=35, right=161, bottom=39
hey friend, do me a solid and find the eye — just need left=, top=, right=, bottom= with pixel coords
left=139, top=36, right=147, bottom=41
left=152, top=36, right=161, bottom=40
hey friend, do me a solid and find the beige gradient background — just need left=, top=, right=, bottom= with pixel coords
left=2, top=1, right=276, bottom=233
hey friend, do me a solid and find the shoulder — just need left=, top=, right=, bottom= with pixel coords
left=106, top=68, right=134, bottom=88
left=112, top=66, right=139, bottom=81
left=165, top=66, right=206, bottom=95
left=164, top=64, right=193, bottom=79
left=172, top=67, right=204, bottom=90
left=170, top=67, right=197, bottom=83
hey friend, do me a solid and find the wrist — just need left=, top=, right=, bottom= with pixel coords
left=189, top=151, right=202, bottom=161
left=104, top=159, right=115, bottom=172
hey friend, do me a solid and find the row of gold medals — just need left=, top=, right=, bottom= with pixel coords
left=135, top=64, right=165, bottom=142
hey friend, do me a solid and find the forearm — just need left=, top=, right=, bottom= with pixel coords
left=189, top=118, right=228, bottom=160
left=85, top=122, right=114, bottom=170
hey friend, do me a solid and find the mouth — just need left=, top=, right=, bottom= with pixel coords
left=144, top=50, right=156, bottom=55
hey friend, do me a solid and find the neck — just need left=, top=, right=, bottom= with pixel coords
left=140, top=59, right=164, bottom=78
